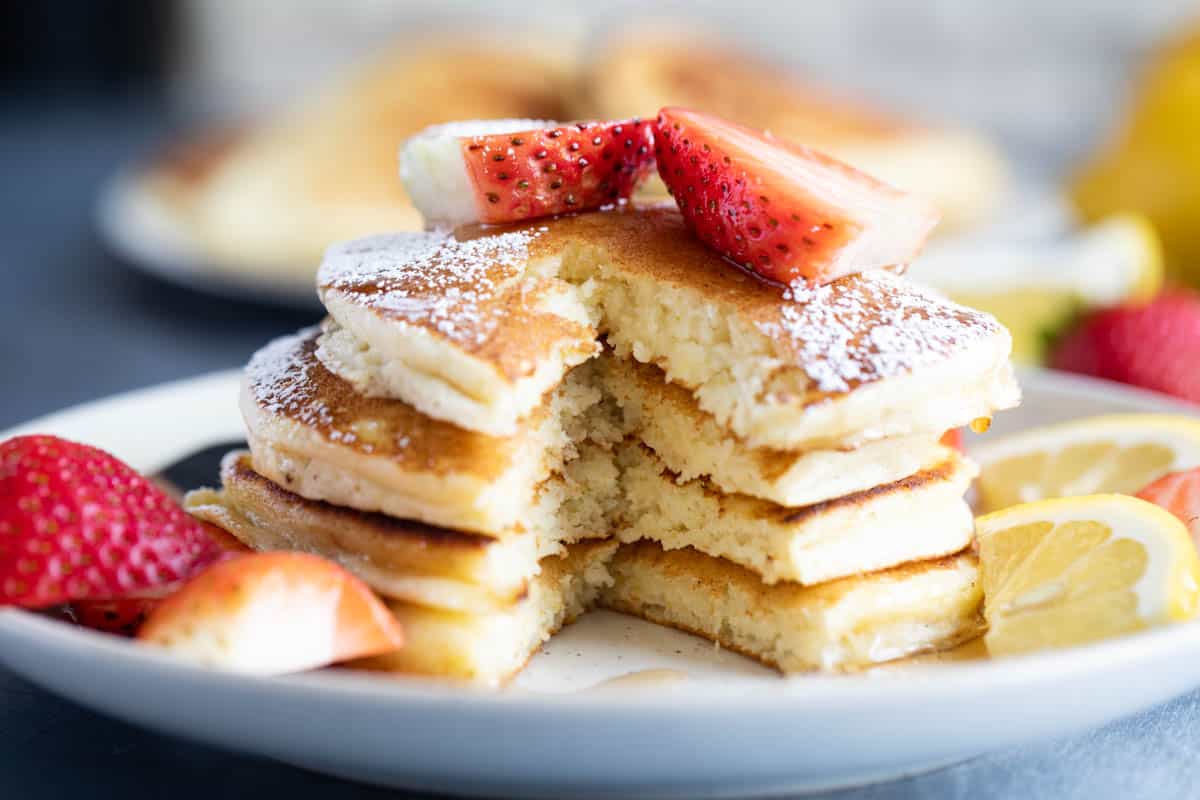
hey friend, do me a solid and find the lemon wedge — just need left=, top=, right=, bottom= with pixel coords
left=977, top=494, right=1200, bottom=657
left=909, top=213, right=1163, bottom=363
left=973, top=414, right=1200, bottom=514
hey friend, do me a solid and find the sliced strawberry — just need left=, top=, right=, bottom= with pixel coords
left=0, top=435, right=223, bottom=609
left=68, top=521, right=250, bottom=636
left=400, top=118, right=655, bottom=227
left=1136, top=468, right=1200, bottom=548
left=138, top=552, right=403, bottom=674
left=654, top=107, right=940, bottom=287
left=1050, top=291, right=1200, bottom=404
left=71, top=595, right=163, bottom=637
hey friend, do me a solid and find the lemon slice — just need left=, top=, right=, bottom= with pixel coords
left=910, top=214, right=1163, bottom=363
left=977, top=494, right=1200, bottom=656
left=973, top=415, right=1200, bottom=514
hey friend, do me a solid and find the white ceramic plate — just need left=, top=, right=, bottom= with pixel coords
left=2, top=368, right=1198, bottom=798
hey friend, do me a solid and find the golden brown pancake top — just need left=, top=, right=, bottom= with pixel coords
left=245, top=328, right=549, bottom=480
left=319, top=230, right=597, bottom=383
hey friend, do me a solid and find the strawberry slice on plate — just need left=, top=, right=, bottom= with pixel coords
left=70, top=595, right=163, bottom=637
left=138, top=552, right=404, bottom=675
left=401, top=118, right=656, bottom=227
left=1137, top=468, right=1200, bottom=548
left=654, top=107, right=941, bottom=287
left=69, top=521, right=251, bottom=636
left=0, top=435, right=223, bottom=609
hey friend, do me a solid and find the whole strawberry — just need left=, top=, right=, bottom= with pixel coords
left=0, top=435, right=222, bottom=608
left=1050, top=291, right=1200, bottom=404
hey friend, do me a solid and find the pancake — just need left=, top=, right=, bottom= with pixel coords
left=600, top=355, right=950, bottom=506
left=183, top=40, right=577, bottom=275
left=358, top=539, right=617, bottom=686
left=185, top=444, right=617, bottom=613
left=318, top=231, right=597, bottom=436
left=618, top=444, right=978, bottom=586
left=320, top=204, right=1019, bottom=448
left=581, top=26, right=1007, bottom=233
left=241, top=328, right=601, bottom=536
left=601, top=541, right=984, bottom=673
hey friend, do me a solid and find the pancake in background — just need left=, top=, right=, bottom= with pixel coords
left=134, top=39, right=579, bottom=279
left=581, top=26, right=1008, bottom=233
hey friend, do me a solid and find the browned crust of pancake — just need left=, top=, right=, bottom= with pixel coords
left=612, top=539, right=971, bottom=605
left=247, top=329, right=549, bottom=480
left=637, top=440, right=962, bottom=527
left=185, top=452, right=541, bottom=599
left=774, top=458, right=960, bottom=525
left=606, top=355, right=858, bottom=480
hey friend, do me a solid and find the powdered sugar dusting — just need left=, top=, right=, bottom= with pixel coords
left=246, top=329, right=377, bottom=453
left=318, top=229, right=543, bottom=346
left=764, top=271, right=999, bottom=394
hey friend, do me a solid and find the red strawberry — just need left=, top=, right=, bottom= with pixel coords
left=1050, top=291, right=1200, bottom=404
left=400, top=118, right=656, bottom=227
left=69, top=521, right=251, bottom=636
left=1136, top=468, right=1200, bottom=547
left=70, top=594, right=163, bottom=637
left=0, top=435, right=222, bottom=609
left=653, top=107, right=940, bottom=287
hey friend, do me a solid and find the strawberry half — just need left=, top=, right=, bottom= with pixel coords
left=1136, top=468, right=1200, bottom=548
left=70, top=595, right=163, bottom=637
left=0, top=435, right=222, bottom=609
left=654, top=107, right=940, bottom=287
left=139, top=552, right=404, bottom=675
left=400, top=118, right=655, bottom=227
left=1050, top=291, right=1200, bottom=404
left=69, top=521, right=251, bottom=636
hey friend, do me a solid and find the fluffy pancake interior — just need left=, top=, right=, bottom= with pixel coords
left=242, top=329, right=603, bottom=537
left=601, top=541, right=985, bottom=673
left=617, top=443, right=978, bottom=586
left=600, top=354, right=952, bottom=506
left=355, top=539, right=617, bottom=686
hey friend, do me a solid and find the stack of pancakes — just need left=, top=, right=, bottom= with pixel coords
left=187, top=203, right=1020, bottom=684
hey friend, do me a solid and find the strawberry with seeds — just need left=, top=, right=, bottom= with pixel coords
left=654, top=107, right=940, bottom=287
left=1136, top=468, right=1200, bottom=549
left=0, top=435, right=223, bottom=609
left=69, top=521, right=250, bottom=636
left=401, top=118, right=655, bottom=228
left=1050, top=290, right=1200, bottom=404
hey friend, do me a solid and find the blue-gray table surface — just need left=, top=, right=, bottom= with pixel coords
left=2, top=100, right=1199, bottom=800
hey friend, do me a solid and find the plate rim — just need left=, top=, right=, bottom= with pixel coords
left=95, top=160, right=320, bottom=310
